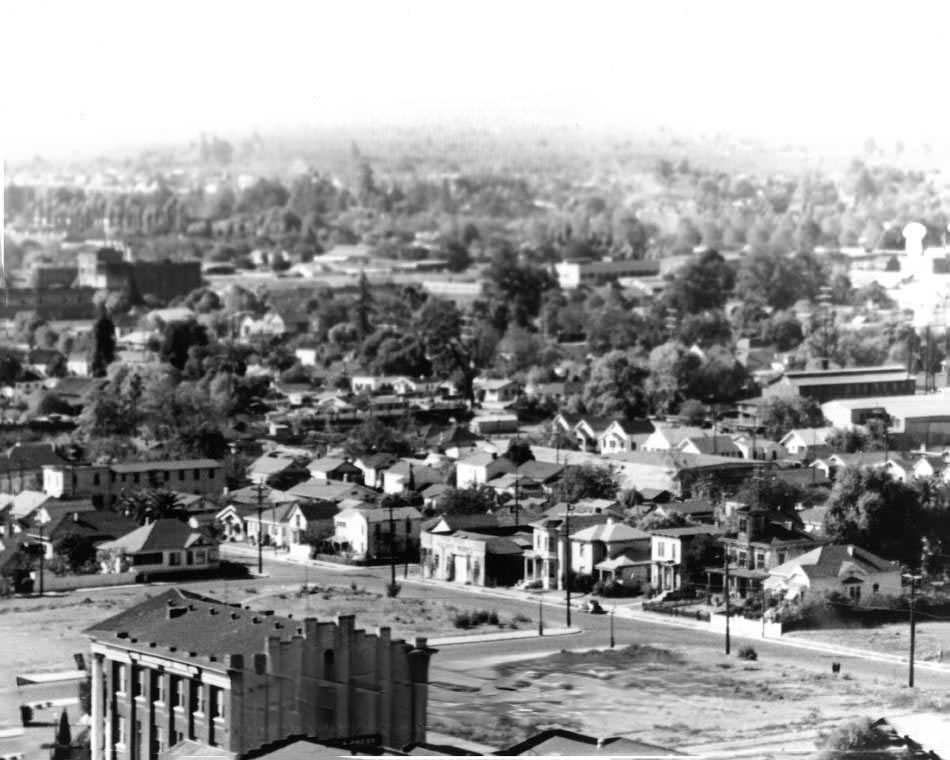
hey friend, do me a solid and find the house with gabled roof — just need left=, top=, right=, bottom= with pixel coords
left=596, top=418, right=654, bottom=455
left=764, top=544, right=902, bottom=605
left=96, top=519, right=219, bottom=576
left=383, top=460, right=453, bottom=495
left=779, top=427, right=835, bottom=459
left=650, top=525, right=724, bottom=594
left=676, top=435, right=743, bottom=458
left=912, top=452, right=950, bottom=482
left=331, top=504, right=423, bottom=561
left=569, top=518, right=652, bottom=584
left=522, top=512, right=610, bottom=590
left=354, top=452, right=400, bottom=489
left=455, top=452, right=515, bottom=489
left=306, top=457, right=364, bottom=484
left=497, top=728, right=680, bottom=757
left=641, top=425, right=709, bottom=452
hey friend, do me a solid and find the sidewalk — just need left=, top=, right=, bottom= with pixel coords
left=219, top=543, right=357, bottom=573
left=430, top=626, right=581, bottom=647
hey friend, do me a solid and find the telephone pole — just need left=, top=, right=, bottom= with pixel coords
left=907, top=573, right=920, bottom=687
left=724, top=552, right=731, bottom=655
left=388, top=501, right=397, bottom=587
left=563, top=505, right=574, bottom=628
left=255, top=482, right=265, bottom=575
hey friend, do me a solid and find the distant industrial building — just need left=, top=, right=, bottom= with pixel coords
left=762, top=366, right=915, bottom=404
left=84, top=588, right=436, bottom=760
left=554, top=258, right=660, bottom=290
left=78, top=248, right=203, bottom=303
left=822, top=392, right=950, bottom=448
left=0, top=286, right=97, bottom=320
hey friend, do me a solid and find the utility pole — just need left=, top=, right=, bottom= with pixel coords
left=724, top=552, right=731, bottom=655
left=255, top=481, right=265, bottom=575
left=563, top=504, right=574, bottom=628
left=388, top=501, right=397, bottom=587
left=513, top=476, right=520, bottom=527
left=609, top=606, right=615, bottom=649
left=908, top=573, right=920, bottom=688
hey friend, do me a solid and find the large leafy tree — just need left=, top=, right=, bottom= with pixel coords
left=552, top=465, right=618, bottom=502
left=663, top=249, right=735, bottom=314
left=758, top=395, right=825, bottom=441
left=484, top=243, right=557, bottom=328
left=434, top=486, right=498, bottom=516
left=90, top=309, right=116, bottom=378
left=413, top=298, right=476, bottom=403
left=582, top=351, right=649, bottom=419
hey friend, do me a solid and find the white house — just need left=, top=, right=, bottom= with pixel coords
left=455, top=452, right=515, bottom=489
left=763, top=544, right=902, bottom=606
left=96, top=519, right=219, bottom=576
left=650, top=525, right=723, bottom=594
left=779, top=428, right=835, bottom=459
left=474, top=378, right=521, bottom=408
left=569, top=518, right=651, bottom=578
left=912, top=453, right=950, bottom=481
left=240, top=311, right=289, bottom=339
left=331, top=505, right=422, bottom=561
left=641, top=426, right=708, bottom=452
left=596, top=419, right=653, bottom=455
left=294, top=345, right=319, bottom=367
left=676, top=435, right=743, bottom=458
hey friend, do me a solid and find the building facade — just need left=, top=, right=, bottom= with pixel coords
left=84, top=589, right=436, bottom=760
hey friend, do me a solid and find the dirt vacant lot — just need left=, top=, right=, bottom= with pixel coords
left=427, top=643, right=950, bottom=753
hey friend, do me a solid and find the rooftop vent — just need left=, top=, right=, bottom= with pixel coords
left=209, top=608, right=219, bottom=615
left=116, top=631, right=129, bottom=639
left=168, top=607, right=188, bottom=620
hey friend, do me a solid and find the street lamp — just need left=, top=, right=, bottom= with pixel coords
left=254, top=481, right=266, bottom=575
left=35, top=509, right=50, bottom=596
left=538, top=589, right=544, bottom=636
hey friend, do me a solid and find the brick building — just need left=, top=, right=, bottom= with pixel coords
left=84, top=588, right=437, bottom=760
left=77, top=249, right=202, bottom=304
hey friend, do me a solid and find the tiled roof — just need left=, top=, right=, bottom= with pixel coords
left=770, top=544, right=899, bottom=580
left=498, top=729, right=680, bottom=757
left=516, top=460, right=564, bottom=481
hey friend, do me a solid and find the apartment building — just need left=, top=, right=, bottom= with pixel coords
left=43, top=460, right=224, bottom=506
left=84, top=588, right=436, bottom=760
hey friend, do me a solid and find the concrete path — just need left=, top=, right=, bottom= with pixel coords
left=430, top=626, right=581, bottom=647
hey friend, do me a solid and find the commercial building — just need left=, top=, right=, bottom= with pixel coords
left=84, top=588, right=436, bottom=760
left=78, top=249, right=203, bottom=304
left=821, top=392, right=950, bottom=448
left=554, top=258, right=660, bottom=290
left=0, top=286, right=97, bottom=320
left=762, top=366, right=915, bottom=404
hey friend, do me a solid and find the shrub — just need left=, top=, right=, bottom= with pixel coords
left=453, top=608, right=500, bottom=629
left=738, top=645, right=758, bottom=661
left=385, top=582, right=401, bottom=598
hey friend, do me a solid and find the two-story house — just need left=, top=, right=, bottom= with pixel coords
left=332, top=505, right=422, bottom=561
left=569, top=518, right=652, bottom=587
left=650, top=525, right=724, bottom=594
left=521, top=513, right=607, bottom=590
left=711, top=507, right=820, bottom=599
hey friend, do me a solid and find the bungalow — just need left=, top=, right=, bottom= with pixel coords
left=331, top=505, right=423, bottom=561
left=247, top=452, right=306, bottom=485
left=516, top=460, right=564, bottom=490
left=455, top=452, right=515, bottom=489
left=96, top=519, right=219, bottom=576
left=0, top=442, right=67, bottom=493
left=214, top=486, right=299, bottom=542
left=293, top=345, right=319, bottom=367
left=569, top=518, right=652, bottom=585
left=240, top=311, right=292, bottom=339
left=641, top=425, right=709, bottom=452
left=764, top=544, right=902, bottom=605
left=573, top=416, right=612, bottom=452
left=383, top=460, right=452, bottom=495
left=286, top=480, right=379, bottom=504
left=474, top=378, right=521, bottom=408
left=597, top=419, right=654, bottom=455
left=469, top=414, right=520, bottom=436
left=731, top=433, right=787, bottom=462
left=650, top=525, right=724, bottom=594
left=812, top=452, right=888, bottom=479
left=650, top=498, right=716, bottom=524
left=66, top=353, right=91, bottom=377
left=307, top=457, right=364, bottom=484
left=798, top=505, right=829, bottom=536
left=244, top=499, right=338, bottom=556
left=354, top=453, right=400, bottom=490
left=676, top=435, right=743, bottom=458
left=779, top=427, right=835, bottom=459
left=27, top=504, right=137, bottom=560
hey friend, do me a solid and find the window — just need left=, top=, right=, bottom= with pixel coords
left=195, top=550, right=206, bottom=565
left=872, top=583, right=880, bottom=593
left=93, top=473, right=100, bottom=486
left=117, top=719, right=127, bottom=747
left=186, top=551, right=194, bottom=566
left=133, top=667, right=144, bottom=697
left=174, top=677, right=186, bottom=708
left=323, top=650, right=336, bottom=681
left=168, top=552, right=181, bottom=567
left=111, top=471, right=116, bottom=483
left=657, top=542, right=665, bottom=558
left=165, top=471, right=170, bottom=481
left=191, top=682, right=205, bottom=714
left=133, top=473, right=140, bottom=484
left=848, top=585, right=862, bottom=603
left=208, top=469, right=215, bottom=478
left=152, top=672, right=165, bottom=703
left=193, top=469, right=200, bottom=480
left=121, top=474, right=127, bottom=483
left=179, top=471, right=185, bottom=481
left=116, top=663, right=127, bottom=694
left=211, top=687, right=225, bottom=720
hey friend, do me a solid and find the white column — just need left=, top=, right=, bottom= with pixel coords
left=91, top=654, right=103, bottom=760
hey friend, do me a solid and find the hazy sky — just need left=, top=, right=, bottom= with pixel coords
left=4, top=0, right=950, bottom=160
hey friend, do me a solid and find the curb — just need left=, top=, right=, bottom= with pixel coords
left=430, top=627, right=582, bottom=647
